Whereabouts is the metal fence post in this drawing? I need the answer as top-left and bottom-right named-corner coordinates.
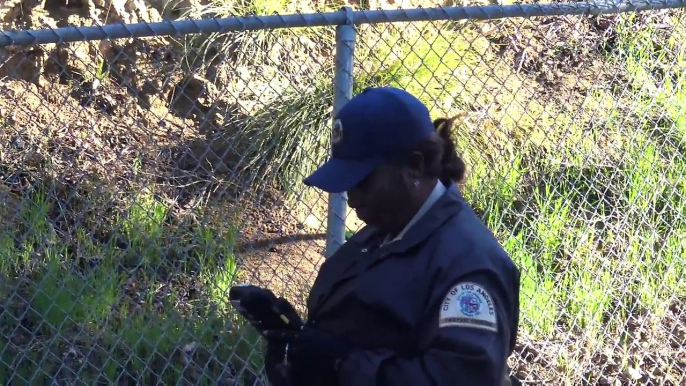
top-left (326, 7), bottom-right (356, 259)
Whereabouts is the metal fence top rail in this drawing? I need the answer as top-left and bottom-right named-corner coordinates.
top-left (0, 0), bottom-right (684, 48)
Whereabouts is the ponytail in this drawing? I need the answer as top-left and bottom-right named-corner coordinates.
top-left (433, 117), bottom-right (466, 183)
top-left (399, 116), bottom-right (467, 184)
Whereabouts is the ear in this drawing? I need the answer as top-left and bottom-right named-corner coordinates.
top-left (401, 151), bottom-right (425, 181)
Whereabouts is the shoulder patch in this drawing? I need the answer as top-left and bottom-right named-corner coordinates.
top-left (439, 282), bottom-right (498, 332)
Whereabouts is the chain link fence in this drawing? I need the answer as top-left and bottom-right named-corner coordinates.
top-left (0, 0), bottom-right (685, 384)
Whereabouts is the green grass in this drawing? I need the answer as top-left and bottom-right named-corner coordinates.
top-left (476, 12), bottom-right (686, 357)
top-left (614, 13), bottom-right (686, 148)
top-left (464, 17), bottom-right (686, 380)
top-left (0, 186), bottom-right (265, 384)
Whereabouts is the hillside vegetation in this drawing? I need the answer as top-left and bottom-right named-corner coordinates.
top-left (0, 0), bottom-right (684, 384)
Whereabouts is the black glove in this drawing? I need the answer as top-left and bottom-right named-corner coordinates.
top-left (229, 285), bottom-right (303, 334)
top-left (272, 297), bottom-right (303, 329)
top-left (264, 325), bottom-right (353, 376)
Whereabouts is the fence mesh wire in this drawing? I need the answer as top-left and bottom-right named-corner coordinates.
top-left (0, 1), bottom-right (684, 385)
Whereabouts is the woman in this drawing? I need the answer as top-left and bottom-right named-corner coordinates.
top-left (261, 86), bottom-right (521, 386)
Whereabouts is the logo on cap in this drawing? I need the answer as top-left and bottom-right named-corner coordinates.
top-left (332, 119), bottom-right (343, 144)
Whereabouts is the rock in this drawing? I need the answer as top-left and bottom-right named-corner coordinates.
top-left (623, 366), bottom-right (642, 381)
top-left (55, 41), bottom-right (99, 79)
top-left (0, 1), bottom-right (24, 28)
top-left (169, 74), bottom-right (217, 119)
top-left (0, 48), bottom-right (48, 86)
top-left (89, 0), bottom-right (163, 24)
top-left (151, 0), bottom-right (208, 19)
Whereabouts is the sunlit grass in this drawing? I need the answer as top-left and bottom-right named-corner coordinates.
top-left (0, 188), bottom-right (255, 384)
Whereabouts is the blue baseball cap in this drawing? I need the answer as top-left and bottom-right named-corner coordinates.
top-left (303, 87), bottom-right (436, 193)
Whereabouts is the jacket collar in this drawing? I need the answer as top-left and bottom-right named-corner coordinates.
top-left (349, 181), bottom-right (467, 254)
top-left (380, 179), bottom-right (446, 247)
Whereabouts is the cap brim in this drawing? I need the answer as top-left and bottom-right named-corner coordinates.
top-left (303, 157), bottom-right (383, 193)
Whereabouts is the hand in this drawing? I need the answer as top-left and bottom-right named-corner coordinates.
top-left (229, 285), bottom-right (277, 328)
top-left (264, 325), bottom-right (353, 375)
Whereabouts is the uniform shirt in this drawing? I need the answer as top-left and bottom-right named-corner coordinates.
top-left (300, 181), bottom-right (521, 386)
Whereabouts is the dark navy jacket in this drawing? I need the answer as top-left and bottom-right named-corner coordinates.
top-left (297, 182), bottom-right (521, 386)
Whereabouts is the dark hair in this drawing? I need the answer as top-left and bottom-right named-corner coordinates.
top-left (402, 116), bottom-right (466, 183)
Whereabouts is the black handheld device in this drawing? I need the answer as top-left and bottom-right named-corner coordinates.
top-left (228, 284), bottom-right (303, 333)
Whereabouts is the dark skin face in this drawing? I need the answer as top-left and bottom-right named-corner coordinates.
top-left (346, 152), bottom-right (438, 235)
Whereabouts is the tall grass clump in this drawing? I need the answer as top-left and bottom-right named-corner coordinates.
top-left (215, 19), bottom-right (532, 208)
top-left (178, 0), bottom-right (336, 90)
top-left (229, 80), bottom-right (334, 203)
